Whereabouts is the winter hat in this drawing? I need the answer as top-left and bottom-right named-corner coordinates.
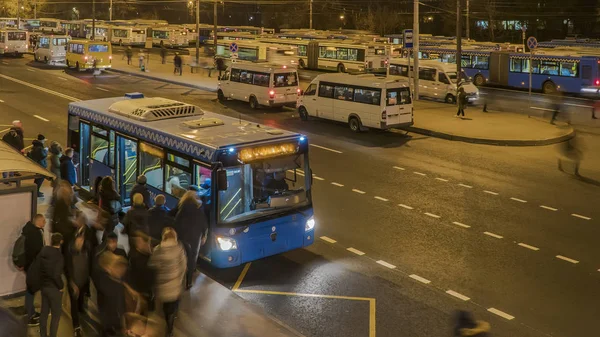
top-left (136, 175), bottom-right (147, 184)
top-left (37, 134), bottom-right (46, 141)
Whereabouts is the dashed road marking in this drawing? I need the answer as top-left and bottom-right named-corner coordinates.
top-left (352, 189), bottom-right (366, 194)
top-left (510, 197), bottom-right (527, 203)
top-left (376, 260), bottom-right (396, 269)
top-left (320, 236), bottom-right (337, 244)
top-left (571, 213), bottom-right (591, 220)
top-left (56, 76), bottom-right (67, 81)
top-left (374, 196), bottom-right (388, 202)
top-left (565, 103), bottom-right (590, 108)
top-left (483, 231), bottom-right (503, 239)
top-left (458, 183), bottom-right (473, 188)
top-left (556, 255), bottom-right (579, 264)
top-left (530, 106), bottom-right (554, 112)
top-left (435, 177), bottom-right (449, 182)
top-left (0, 99), bottom-right (4, 103)
top-left (518, 243), bottom-right (540, 251)
top-left (96, 87), bottom-right (110, 92)
top-left (413, 171), bottom-right (426, 176)
top-left (1, 62), bottom-right (8, 65)
top-left (310, 144), bottom-right (342, 154)
top-left (540, 205), bottom-right (558, 211)
top-left (398, 204), bottom-right (413, 210)
top-left (33, 115), bottom-right (49, 122)
top-left (446, 290), bottom-right (470, 301)
top-left (452, 221), bottom-right (471, 228)
top-left (424, 212), bottom-right (440, 219)
top-left (393, 166), bottom-right (405, 171)
top-left (488, 308), bottom-right (515, 320)
top-left (312, 175), bottom-right (325, 181)
top-left (347, 247), bottom-right (365, 256)
top-left (331, 182), bottom-right (344, 187)
top-left (0, 74), bottom-right (81, 101)
top-left (26, 68), bottom-right (35, 72)
top-left (409, 274), bottom-right (431, 284)
top-left (483, 190), bottom-right (499, 195)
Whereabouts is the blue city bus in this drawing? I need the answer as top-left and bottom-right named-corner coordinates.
top-left (67, 94), bottom-right (315, 267)
top-left (539, 39), bottom-right (600, 49)
top-left (419, 47), bottom-right (492, 86)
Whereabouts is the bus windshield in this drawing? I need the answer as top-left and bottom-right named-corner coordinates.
top-left (218, 154), bottom-right (308, 224)
top-left (8, 32), bottom-right (26, 40)
top-left (54, 38), bottom-right (67, 46)
top-left (273, 72), bottom-right (298, 87)
top-left (89, 44), bottom-right (109, 52)
top-left (446, 71), bottom-right (458, 83)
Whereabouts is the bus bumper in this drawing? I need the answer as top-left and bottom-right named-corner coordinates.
top-left (268, 99), bottom-right (297, 108)
top-left (381, 121), bottom-right (414, 129)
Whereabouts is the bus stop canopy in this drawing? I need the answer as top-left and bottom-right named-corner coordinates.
top-left (0, 141), bottom-right (55, 181)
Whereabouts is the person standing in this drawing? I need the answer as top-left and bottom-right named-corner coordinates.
top-left (2, 120), bottom-right (25, 182)
top-left (147, 195), bottom-right (172, 246)
top-left (173, 53), bottom-right (182, 76)
top-left (130, 175), bottom-right (153, 209)
top-left (22, 214), bottom-right (46, 326)
top-left (95, 252), bottom-right (129, 337)
top-left (455, 87), bottom-right (466, 118)
top-left (171, 191), bottom-right (207, 289)
top-left (149, 227), bottom-right (187, 337)
top-left (122, 193), bottom-right (150, 252)
top-left (28, 134), bottom-right (48, 197)
top-left (39, 233), bottom-right (64, 337)
top-left (125, 46), bottom-right (133, 65)
top-left (51, 182), bottom-right (75, 252)
top-left (127, 234), bottom-right (154, 314)
top-left (99, 176), bottom-right (122, 236)
top-left (592, 100), bottom-right (599, 120)
top-left (60, 148), bottom-right (77, 186)
top-left (160, 45), bottom-right (167, 64)
top-left (47, 141), bottom-right (62, 187)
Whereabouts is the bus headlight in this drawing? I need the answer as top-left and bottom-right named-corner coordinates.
top-left (305, 216), bottom-right (315, 232)
top-left (216, 237), bottom-right (238, 251)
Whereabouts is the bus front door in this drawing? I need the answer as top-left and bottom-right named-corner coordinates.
top-left (116, 135), bottom-right (138, 206)
top-left (79, 122), bottom-right (91, 189)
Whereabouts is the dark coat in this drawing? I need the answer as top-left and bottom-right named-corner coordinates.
top-left (130, 183), bottom-right (153, 209)
top-left (127, 249), bottom-right (153, 295)
top-left (122, 205), bottom-right (149, 238)
top-left (99, 189), bottom-right (121, 232)
top-left (28, 140), bottom-right (48, 168)
top-left (22, 221), bottom-right (44, 271)
top-left (51, 197), bottom-right (75, 243)
top-left (39, 246), bottom-right (64, 290)
top-left (2, 127), bottom-right (24, 152)
top-left (59, 155), bottom-right (77, 185)
top-left (147, 205), bottom-right (172, 242)
top-left (48, 143), bottom-right (62, 178)
top-left (174, 55), bottom-right (182, 67)
top-left (94, 269), bottom-right (126, 330)
top-left (172, 200), bottom-right (208, 257)
top-left (65, 225), bottom-right (95, 288)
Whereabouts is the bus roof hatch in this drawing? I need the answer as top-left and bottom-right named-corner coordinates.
top-left (108, 97), bottom-right (203, 122)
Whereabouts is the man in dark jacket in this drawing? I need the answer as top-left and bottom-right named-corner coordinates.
top-left (60, 147), bottom-right (77, 186)
top-left (148, 194), bottom-right (171, 245)
top-left (23, 214), bottom-right (46, 326)
top-left (130, 175), bottom-right (153, 209)
top-left (39, 233), bottom-right (64, 337)
top-left (2, 120), bottom-right (24, 182)
top-left (28, 134), bottom-right (49, 197)
top-left (95, 251), bottom-right (128, 337)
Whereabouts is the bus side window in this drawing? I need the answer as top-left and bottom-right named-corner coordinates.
top-left (304, 84), bottom-right (317, 96)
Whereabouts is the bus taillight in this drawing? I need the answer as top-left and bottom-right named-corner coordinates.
top-left (269, 90), bottom-right (275, 98)
top-left (596, 80), bottom-right (600, 86)
top-left (381, 111), bottom-right (387, 120)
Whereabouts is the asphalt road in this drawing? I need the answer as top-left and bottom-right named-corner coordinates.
top-left (1, 54), bottom-right (600, 337)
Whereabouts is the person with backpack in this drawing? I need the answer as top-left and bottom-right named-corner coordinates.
top-left (28, 134), bottom-right (49, 197)
top-left (39, 233), bottom-right (65, 337)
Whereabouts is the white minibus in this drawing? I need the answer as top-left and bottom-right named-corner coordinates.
top-left (0, 29), bottom-right (28, 56)
top-left (388, 58), bottom-right (479, 104)
top-left (217, 63), bottom-right (300, 109)
top-left (110, 26), bottom-right (146, 46)
top-left (34, 34), bottom-right (69, 64)
top-left (297, 73), bottom-right (413, 132)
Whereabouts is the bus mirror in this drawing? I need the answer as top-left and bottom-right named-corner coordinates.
top-left (217, 169), bottom-right (228, 191)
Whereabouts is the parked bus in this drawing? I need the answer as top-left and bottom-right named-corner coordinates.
top-left (67, 93), bottom-right (315, 268)
top-left (85, 24), bottom-right (110, 41)
top-left (0, 18), bottom-right (18, 29)
top-left (110, 26), bottom-right (146, 46)
top-left (214, 40), bottom-right (298, 67)
top-left (0, 29), bottom-right (28, 56)
top-left (217, 63), bottom-right (300, 109)
top-left (28, 18), bottom-right (63, 33)
top-left (34, 34), bottom-right (69, 64)
top-left (66, 40), bottom-right (112, 71)
top-left (62, 20), bottom-right (85, 38)
top-left (297, 73), bottom-right (413, 132)
top-left (148, 26), bottom-right (189, 47)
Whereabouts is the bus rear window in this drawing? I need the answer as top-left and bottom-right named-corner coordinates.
top-left (8, 32), bottom-right (26, 40)
top-left (53, 38), bottom-right (67, 46)
top-left (386, 88), bottom-right (411, 106)
top-left (274, 72), bottom-right (298, 87)
top-left (88, 44), bottom-right (109, 52)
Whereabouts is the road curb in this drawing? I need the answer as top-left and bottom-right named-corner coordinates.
top-left (401, 125), bottom-right (575, 146)
top-left (105, 68), bottom-right (218, 92)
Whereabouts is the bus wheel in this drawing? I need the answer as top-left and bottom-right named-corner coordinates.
top-left (349, 116), bottom-right (362, 132)
top-left (298, 106), bottom-right (308, 121)
top-left (337, 63), bottom-right (345, 73)
top-left (298, 58), bottom-right (306, 69)
top-left (474, 74), bottom-right (485, 86)
top-left (249, 96), bottom-right (259, 109)
top-left (217, 90), bottom-right (225, 102)
top-left (445, 94), bottom-right (456, 104)
top-left (75, 62), bottom-right (80, 71)
top-left (542, 81), bottom-right (556, 94)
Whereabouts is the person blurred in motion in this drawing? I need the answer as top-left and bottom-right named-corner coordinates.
top-left (171, 191), bottom-right (207, 289)
top-left (51, 181), bottom-right (76, 252)
top-left (455, 87), bottom-right (466, 118)
top-left (131, 175), bottom-right (153, 209)
top-left (173, 53), bottom-right (182, 76)
top-left (127, 232), bottom-right (154, 314)
top-left (99, 176), bottom-right (122, 237)
top-left (149, 227), bottom-right (187, 337)
top-left (593, 100), bottom-right (599, 119)
top-left (124, 313), bottom-right (160, 337)
top-left (2, 120), bottom-right (25, 182)
top-left (22, 214), bottom-right (46, 326)
top-left (39, 233), bottom-right (64, 337)
top-left (160, 45), bottom-right (167, 64)
top-left (123, 193), bottom-right (150, 249)
top-left (47, 141), bottom-right (63, 187)
top-left (60, 148), bottom-right (77, 186)
top-left (90, 176), bottom-right (104, 205)
top-left (96, 252), bottom-right (129, 337)
top-left (557, 134), bottom-right (584, 176)
top-left (28, 134), bottom-right (48, 197)
top-left (0, 306), bottom-right (27, 337)
top-left (125, 46), bottom-right (133, 65)
top-left (550, 93), bottom-right (564, 125)
top-left (96, 231), bottom-right (128, 260)
top-left (148, 194), bottom-right (172, 246)
top-left (454, 310), bottom-right (490, 336)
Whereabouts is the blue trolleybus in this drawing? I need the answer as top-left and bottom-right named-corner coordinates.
top-left (68, 93), bottom-right (315, 268)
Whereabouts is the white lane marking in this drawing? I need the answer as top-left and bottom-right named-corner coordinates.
top-left (1, 61), bottom-right (8, 65)
top-left (352, 189), bottom-right (366, 194)
top-left (510, 197), bottom-right (527, 203)
top-left (96, 87), bottom-right (110, 92)
top-left (488, 308), bottom-right (515, 320)
top-left (331, 182), bottom-right (344, 187)
top-left (413, 171), bottom-right (426, 176)
top-left (483, 231), bottom-right (503, 239)
top-left (33, 115), bottom-right (49, 122)
top-left (446, 290), bottom-right (470, 301)
top-left (309, 144), bottom-right (342, 154)
top-left (409, 274), bottom-right (431, 284)
top-left (312, 175), bottom-right (325, 181)
top-left (398, 204), bottom-right (413, 210)
top-left (393, 166), bottom-right (405, 171)
top-left (571, 213), bottom-right (591, 220)
top-left (530, 106), bottom-right (554, 112)
top-left (0, 74), bottom-right (81, 101)
top-left (56, 76), bottom-right (67, 81)
top-left (320, 236), bottom-right (337, 244)
top-left (424, 212), bottom-right (441, 219)
top-left (347, 247), bottom-right (365, 256)
top-left (435, 177), bottom-right (449, 182)
top-left (374, 196), bottom-right (388, 202)
top-left (540, 205), bottom-right (558, 211)
top-left (565, 103), bottom-right (590, 108)
top-left (376, 260), bottom-right (396, 269)
top-left (26, 68), bottom-right (35, 72)
top-left (0, 99), bottom-right (4, 103)
top-left (556, 255), bottom-right (579, 264)
top-left (518, 243), bottom-right (540, 251)
top-left (458, 183), bottom-right (473, 189)
top-left (452, 221), bottom-right (471, 228)
top-left (483, 190), bottom-right (499, 195)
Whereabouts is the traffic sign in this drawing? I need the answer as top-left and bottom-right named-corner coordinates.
top-left (229, 42), bottom-right (238, 53)
top-left (527, 36), bottom-right (538, 50)
top-left (403, 29), bottom-right (413, 49)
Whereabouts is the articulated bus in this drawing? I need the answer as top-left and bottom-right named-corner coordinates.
top-left (62, 20), bottom-right (85, 38)
top-left (85, 24), bottom-right (110, 41)
top-left (214, 40), bottom-right (299, 67)
top-left (110, 26), bottom-right (147, 46)
top-left (67, 93), bottom-right (315, 268)
top-left (148, 26), bottom-right (189, 47)
top-left (26, 18), bottom-right (63, 33)
top-left (0, 29), bottom-right (28, 56)
top-left (0, 18), bottom-right (18, 29)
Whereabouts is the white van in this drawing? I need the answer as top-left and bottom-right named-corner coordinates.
top-left (297, 73), bottom-right (413, 132)
top-left (217, 63), bottom-right (300, 109)
top-left (34, 34), bottom-right (69, 64)
top-left (389, 58), bottom-right (479, 104)
top-left (0, 29), bottom-right (28, 56)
